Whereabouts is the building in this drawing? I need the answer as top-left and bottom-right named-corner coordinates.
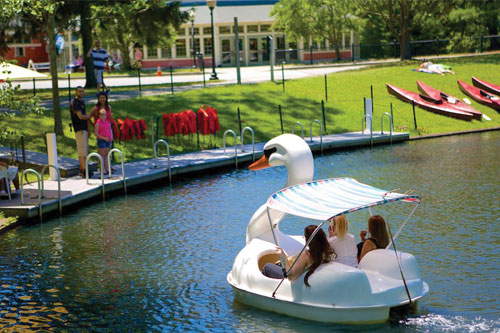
top-left (3, 0), bottom-right (355, 70)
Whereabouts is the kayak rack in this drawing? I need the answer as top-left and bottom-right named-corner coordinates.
top-left (362, 114), bottom-right (373, 147)
top-left (291, 121), bottom-right (304, 139)
top-left (154, 139), bottom-right (171, 184)
top-left (240, 126), bottom-right (255, 162)
top-left (381, 112), bottom-right (393, 144)
top-left (21, 168), bottom-right (42, 222)
top-left (108, 148), bottom-right (127, 193)
top-left (309, 119), bottom-right (323, 154)
top-left (40, 164), bottom-right (62, 217)
top-left (223, 129), bottom-right (238, 169)
top-left (86, 153), bottom-right (105, 201)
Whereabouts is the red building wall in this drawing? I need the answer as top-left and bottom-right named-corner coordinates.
top-left (4, 38), bottom-right (48, 67)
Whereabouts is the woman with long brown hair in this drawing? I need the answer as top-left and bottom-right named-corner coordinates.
top-left (262, 225), bottom-right (334, 287)
top-left (358, 215), bottom-right (389, 262)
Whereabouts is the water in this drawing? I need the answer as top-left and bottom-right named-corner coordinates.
top-left (1, 132), bottom-right (499, 332)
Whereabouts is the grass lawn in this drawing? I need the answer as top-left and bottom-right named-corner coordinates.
top-left (6, 54), bottom-right (500, 162)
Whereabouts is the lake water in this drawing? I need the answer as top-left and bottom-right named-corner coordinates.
top-left (0, 132), bottom-right (499, 332)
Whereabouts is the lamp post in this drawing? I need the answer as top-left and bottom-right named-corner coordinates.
top-left (189, 8), bottom-right (196, 68)
top-left (206, 0), bottom-right (218, 80)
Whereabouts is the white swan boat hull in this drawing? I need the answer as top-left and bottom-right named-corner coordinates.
top-left (227, 230), bottom-right (429, 324)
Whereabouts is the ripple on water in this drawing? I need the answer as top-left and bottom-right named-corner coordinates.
top-left (0, 132), bottom-right (499, 331)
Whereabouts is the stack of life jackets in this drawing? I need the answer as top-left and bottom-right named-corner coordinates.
top-left (116, 118), bottom-right (147, 141)
top-left (161, 106), bottom-right (220, 137)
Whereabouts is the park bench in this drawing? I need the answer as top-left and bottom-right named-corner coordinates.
top-left (27, 59), bottom-right (50, 71)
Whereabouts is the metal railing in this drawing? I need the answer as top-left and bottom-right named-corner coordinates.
top-left (362, 114), bottom-right (373, 147)
top-left (381, 112), bottom-right (393, 144)
top-left (223, 129), bottom-right (238, 169)
top-left (240, 126), bottom-right (255, 162)
top-left (309, 119), bottom-right (323, 154)
top-left (291, 121), bottom-right (304, 138)
top-left (154, 139), bottom-right (171, 184)
top-left (40, 164), bottom-right (61, 216)
top-left (21, 169), bottom-right (42, 221)
top-left (108, 148), bottom-right (126, 193)
top-left (86, 153), bottom-right (105, 201)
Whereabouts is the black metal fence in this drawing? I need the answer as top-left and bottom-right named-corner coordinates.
top-left (270, 35), bottom-right (500, 65)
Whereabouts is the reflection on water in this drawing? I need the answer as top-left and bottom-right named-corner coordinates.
top-left (0, 132), bottom-right (499, 331)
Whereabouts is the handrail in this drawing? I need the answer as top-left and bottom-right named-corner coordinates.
top-left (291, 121), bottom-right (304, 139)
top-left (309, 119), bottom-right (323, 154)
top-left (85, 153), bottom-right (105, 201)
top-left (381, 112), bottom-right (393, 144)
top-left (21, 169), bottom-right (42, 221)
top-left (362, 114), bottom-right (373, 147)
top-left (240, 126), bottom-right (255, 162)
top-left (108, 148), bottom-right (127, 193)
top-left (223, 129), bottom-right (238, 169)
top-left (154, 139), bottom-right (171, 184)
top-left (40, 164), bottom-right (62, 216)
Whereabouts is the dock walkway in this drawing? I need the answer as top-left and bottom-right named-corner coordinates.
top-left (0, 131), bottom-right (408, 221)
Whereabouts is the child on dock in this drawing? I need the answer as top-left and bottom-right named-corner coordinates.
top-left (94, 109), bottom-right (113, 174)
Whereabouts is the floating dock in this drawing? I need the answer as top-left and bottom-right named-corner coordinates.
top-left (0, 131), bottom-right (408, 221)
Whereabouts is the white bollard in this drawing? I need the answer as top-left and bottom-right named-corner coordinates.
top-left (365, 98), bottom-right (373, 132)
top-left (46, 133), bottom-right (59, 180)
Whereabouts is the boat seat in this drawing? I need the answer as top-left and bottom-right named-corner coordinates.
top-left (257, 252), bottom-right (281, 271)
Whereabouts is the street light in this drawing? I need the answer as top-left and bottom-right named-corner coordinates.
top-left (206, 0), bottom-right (218, 80)
top-left (189, 8), bottom-right (196, 68)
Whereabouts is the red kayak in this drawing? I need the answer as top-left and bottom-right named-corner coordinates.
top-left (387, 83), bottom-right (473, 121)
top-left (472, 76), bottom-right (500, 96)
top-left (458, 80), bottom-right (500, 112)
top-left (416, 80), bottom-right (482, 120)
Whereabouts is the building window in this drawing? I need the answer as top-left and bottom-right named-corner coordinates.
top-left (192, 38), bottom-right (201, 54)
top-left (203, 38), bottom-right (212, 56)
top-left (247, 25), bottom-right (258, 33)
top-left (192, 27), bottom-right (199, 35)
top-left (233, 26), bottom-right (244, 33)
top-left (147, 47), bottom-right (158, 59)
top-left (203, 27), bottom-right (212, 35)
top-left (177, 27), bottom-right (186, 36)
top-left (219, 26), bottom-right (231, 34)
top-left (260, 24), bottom-right (271, 32)
top-left (14, 47), bottom-right (24, 57)
top-left (175, 39), bottom-right (186, 57)
top-left (161, 47), bottom-right (172, 59)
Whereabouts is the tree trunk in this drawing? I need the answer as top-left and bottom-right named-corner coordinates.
top-left (116, 29), bottom-right (132, 70)
top-left (48, 12), bottom-right (64, 136)
top-left (79, 0), bottom-right (96, 88)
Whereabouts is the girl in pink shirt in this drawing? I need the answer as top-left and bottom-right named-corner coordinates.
top-left (95, 109), bottom-right (113, 174)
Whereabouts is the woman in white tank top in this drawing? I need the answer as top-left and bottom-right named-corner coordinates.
top-left (327, 215), bottom-right (358, 267)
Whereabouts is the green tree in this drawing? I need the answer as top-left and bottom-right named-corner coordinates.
top-left (354, 0), bottom-right (459, 60)
top-left (18, 0), bottom-right (66, 135)
top-left (92, 0), bottom-right (187, 70)
top-left (271, 0), bottom-right (358, 60)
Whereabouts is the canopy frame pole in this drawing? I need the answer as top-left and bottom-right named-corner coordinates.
top-left (266, 207), bottom-right (286, 278)
top-left (387, 201), bottom-right (420, 248)
top-left (271, 222), bottom-right (325, 298)
top-left (386, 218), bottom-right (412, 305)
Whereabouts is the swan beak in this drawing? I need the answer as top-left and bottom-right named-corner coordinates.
top-left (249, 155), bottom-right (270, 170)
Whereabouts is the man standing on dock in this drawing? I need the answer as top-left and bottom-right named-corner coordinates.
top-left (70, 86), bottom-right (92, 178)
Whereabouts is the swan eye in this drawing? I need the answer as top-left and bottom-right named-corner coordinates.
top-left (264, 147), bottom-right (277, 159)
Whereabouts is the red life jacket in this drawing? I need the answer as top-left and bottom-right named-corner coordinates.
top-left (110, 118), bottom-right (119, 139)
top-left (197, 108), bottom-right (210, 135)
top-left (185, 109), bottom-right (197, 134)
top-left (139, 119), bottom-right (147, 139)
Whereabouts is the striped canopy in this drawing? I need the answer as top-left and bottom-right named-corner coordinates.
top-left (266, 178), bottom-right (420, 221)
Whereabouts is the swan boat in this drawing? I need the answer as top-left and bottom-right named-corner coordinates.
top-left (227, 134), bottom-right (429, 324)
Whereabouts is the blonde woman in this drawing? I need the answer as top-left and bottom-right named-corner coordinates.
top-left (328, 215), bottom-right (358, 267)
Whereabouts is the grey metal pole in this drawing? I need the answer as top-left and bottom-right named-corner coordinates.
top-left (234, 17), bottom-right (241, 84)
top-left (209, 7), bottom-right (218, 80)
top-left (170, 66), bottom-right (174, 96)
top-left (269, 36), bottom-right (275, 82)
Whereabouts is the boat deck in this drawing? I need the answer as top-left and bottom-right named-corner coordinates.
top-left (0, 131), bottom-right (408, 220)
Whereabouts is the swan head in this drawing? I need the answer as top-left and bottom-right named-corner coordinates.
top-left (249, 134), bottom-right (314, 187)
